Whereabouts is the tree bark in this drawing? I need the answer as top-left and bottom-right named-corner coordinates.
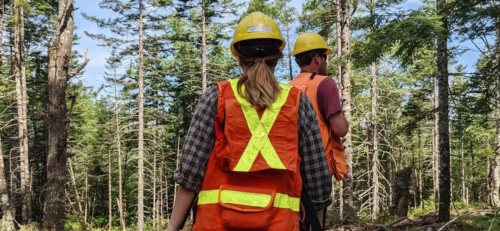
top-left (336, 0), bottom-right (342, 90)
top-left (285, 1), bottom-right (293, 81)
top-left (43, 0), bottom-right (88, 229)
top-left (20, 4), bottom-right (31, 223)
top-left (201, 0), bottom-right (207, 93)
top-left (68, 158), bottom-right (83, 216)
top-left (419, 128), bottom-right (424, 209)
top-left (460, 122), bottom-right (467, 207)
top-left (433, 76), bottom-right (439, 212)
top-left (494, 15), bottom-right (500, 208)
top-left (0, 9), bottom-right (14, 231)
top-left (13, 0), bottom-right (30, 223)
top-left (436, 0), bottom-right (451, 221)
top-left (174, 132), bottom-right (181, 203)
top-left (0, 136), bottom-right (15, 231)
top-left (340, 0), bottom-right (354, 210)
top-left (113, 56), bottom-right (126, 231)
top-left (488, 157), bottom-right (492, 205)
top-left (137, 0), bottom-right (145, 230)
top-left (108, 149), bottom-right (113, 231)
top-left (336, 1), bottom-right (343, 219)
top-left (160, 160), bottom-right (164, 227)
top-left (390, 167), bottom-right (412, 217)
top-left (153, 138), bottom-right (157, 231)
top-left (371, 62), bottom-right (379, 221)
top-left (449, 121), bottom-right (453, 201)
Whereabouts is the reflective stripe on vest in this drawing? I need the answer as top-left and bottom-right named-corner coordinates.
top-left (228, 79), bottom-right (292, 172)
top-left (198, 189), bottom-right (300, 212)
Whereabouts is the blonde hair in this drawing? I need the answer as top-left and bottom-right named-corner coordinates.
top-left (237, 52), bottom-right (283, 109)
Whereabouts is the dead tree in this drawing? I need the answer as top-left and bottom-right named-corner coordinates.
top-left (43, 0), bottom-right (89, 229)
top-left (390, 167), bottom-right (412, 217)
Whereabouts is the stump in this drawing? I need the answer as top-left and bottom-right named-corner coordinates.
top-left (390, 167), bottom-right (412, 217)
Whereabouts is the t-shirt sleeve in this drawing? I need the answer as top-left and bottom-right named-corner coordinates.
top-left (317, 78), bottom-right (343, 123)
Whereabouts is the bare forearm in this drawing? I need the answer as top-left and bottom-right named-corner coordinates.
top-left (168, 185), bottom-right (196, 231)
top-left (329, 112), bottom-right (349, 137)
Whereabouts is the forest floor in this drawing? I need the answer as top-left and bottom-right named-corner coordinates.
top-left (325, 204), bottom-right (500, 231)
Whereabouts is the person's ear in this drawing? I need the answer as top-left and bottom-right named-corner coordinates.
top-left (314, 54), bottom-right (321, 65)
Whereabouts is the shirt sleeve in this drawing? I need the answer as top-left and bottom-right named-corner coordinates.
top-left (317, 78), bottom-right (343, 123)
top-left (298, 93), bottom-right (333, 210)
top-left (174, 85), bottom-right (219, 193)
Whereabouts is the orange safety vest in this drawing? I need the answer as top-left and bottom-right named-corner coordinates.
top-left (193, 79), bottom-right (302, 231)
top-left (289, 72), bottom-right (347, 181)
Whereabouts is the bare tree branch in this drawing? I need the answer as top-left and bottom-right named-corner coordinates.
top-left (67, 48), bottom-right (90, 80)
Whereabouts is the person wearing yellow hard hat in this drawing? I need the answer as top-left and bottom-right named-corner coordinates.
top-left (167, 13), bottom-right (331, 231)
top-left (289, 32), bottom-right (349, 228)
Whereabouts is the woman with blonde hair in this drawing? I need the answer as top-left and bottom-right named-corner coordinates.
top-left (167, 12), bottom-right (331, 231)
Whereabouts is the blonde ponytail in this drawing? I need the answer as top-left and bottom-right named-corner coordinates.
top-left (237, 52), bottom-right (283, 109)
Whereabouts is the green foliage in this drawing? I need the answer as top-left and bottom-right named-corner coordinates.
top-left (470, 214), bottom-right (500, 230)
top-left (352, 7), bottom-right (442, 66)
top-left (409, 196), bottom-right (437, 218)
top-left (64, 218), bottom-right (83, 231)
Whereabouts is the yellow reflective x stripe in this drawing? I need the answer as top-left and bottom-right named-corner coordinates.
top-left (229, 79), bottom-right (292, 172)
top-left (197, 190), bottom-right (300, 212)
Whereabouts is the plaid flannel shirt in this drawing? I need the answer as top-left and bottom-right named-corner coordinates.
top-left (174, 85), bottom-right (332, 210)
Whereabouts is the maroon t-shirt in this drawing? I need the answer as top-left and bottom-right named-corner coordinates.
top-left (317, 78), bottom-right (343, 123)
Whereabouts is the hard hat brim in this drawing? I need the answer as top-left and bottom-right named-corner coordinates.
top-left (231, 34), bottom-right (286, 59)
top-left (293, 48), bottom-right (334, 57)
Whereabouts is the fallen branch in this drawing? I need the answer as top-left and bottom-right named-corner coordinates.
top-left (391, 215), bottom-right (439, 229)
top-left (384, 216), bottom-right (407, 227)
top-left (437, 217), bottom-right (459, 231)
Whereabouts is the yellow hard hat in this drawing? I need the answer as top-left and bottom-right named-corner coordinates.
top-left (292, 32), bottom-right (333, 56)
top-left (230, 12), bottom-right (286, 58)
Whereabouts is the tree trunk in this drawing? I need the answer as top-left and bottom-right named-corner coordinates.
top-left (339, 181), bottom-right (343, 220)
top-left (433, 76), bottom-right (439, 212)
top-left (108, 149), bottom-right (113, 230)
top-left (419, 128), bottom-right (423, 210)
top-left (153, 138), bottom-right (157, 231)
top-left (160, 160), bottom-right (164, 227)
top-left (460, 123), bottom-right (467, 207)
top-left (0, 136), bottom-right (15, 231)
top-left (340, 0), bottom-right (354, 210)
top-left (13, 0), bottom-right (30, 224)
top-left (488, 157), bottom-right (492, 205)
top-left (494, 16), bottom-right (500, 208)
top-left (20, 4), bottom-right (31, 224)
top-left (336, 2), bottom-right (343, 218)
top-left (285, 1), bottom-right (293, 81)
top-left (137, 0), bottom-right (145, 229)
top-left (371, 62), bottom-right (379, 221)
top-left (390, 167), bottom-right (412, 217)
top-left (113, 57), bottom-right (126, 231)
top-left (471, 141), bottom-right (475, 201)
top-left (201, 0), bottom-right (207, 93)
top-left (84, 170), bottom-right (88, 226)
top-left (174, 132), bottom-right (181, 202)
top-left (166, 169), bottom-right (169, 217)
top-left (68, 159), bottom-right (83, 216)
top-left (336, 0), bottom-right (342, 89)
top-left (449, 121), bottom-right (453, 201)
top-left (436, 0), bottom-right (451, 221)
top-left (43, 1), bottom-right (83, 229)
top-left (0, 8), bottom-right (14, 231)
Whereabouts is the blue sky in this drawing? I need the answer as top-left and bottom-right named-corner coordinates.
top-left (73, 0), bottom-right (484, 88)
